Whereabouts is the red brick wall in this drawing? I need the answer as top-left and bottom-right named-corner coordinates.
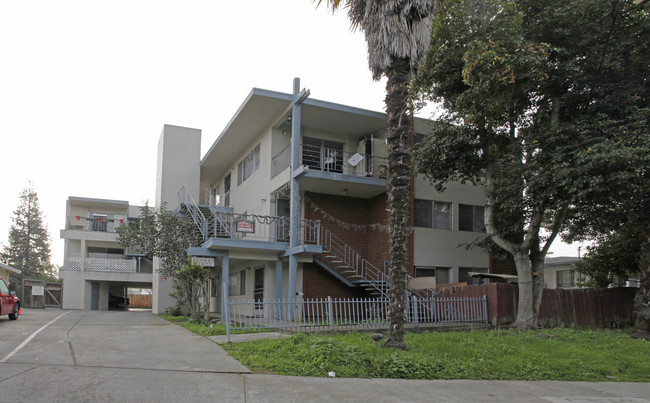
top-left (302, 263), bottom-right (369, 299)
top-left (304, 191), bottom-right (415, 295)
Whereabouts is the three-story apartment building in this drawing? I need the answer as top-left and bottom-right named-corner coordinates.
top-left (153, 80), bottom-right (489, 316)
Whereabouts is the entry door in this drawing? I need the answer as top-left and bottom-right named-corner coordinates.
top-left (224, 173), bottom-right (231, 207)
top-left (91, 282), bottom-right (100, 310)
top-left (276, 199), bottom-right (290, 241)
top-left (254, 267), bottom-right (264, 317)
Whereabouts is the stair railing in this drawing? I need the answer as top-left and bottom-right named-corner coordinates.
top-left (303, 220), bottom-right (388, 297)
top-left (178, 187), bottom-right (208, 240)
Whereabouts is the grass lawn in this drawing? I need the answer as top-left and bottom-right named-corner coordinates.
top-left (159, 314), bottom-right (228, 336)
top-left (220, 328), bottom-right (650, 381)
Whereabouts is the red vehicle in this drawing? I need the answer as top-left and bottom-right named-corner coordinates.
top-left (0, 277), bottom-right (20, 320)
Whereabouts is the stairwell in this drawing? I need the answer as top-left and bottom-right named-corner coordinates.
top-left (178, 187), bottom-right (434, 299)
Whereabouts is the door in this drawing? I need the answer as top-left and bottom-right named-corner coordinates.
top-left (254, 267), bottom-right (264, 317)
top-left (0, 279), bottom-right (12, 315)
top-left (224, 173), bottom-right (231, 207)
top-left (90, 282), bottom-right (100, 310)
top-left (276, 198), bottom-right (290, 241)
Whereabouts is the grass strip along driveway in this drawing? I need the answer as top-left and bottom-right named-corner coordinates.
top-left (160, 316), bottom-right (649, 382)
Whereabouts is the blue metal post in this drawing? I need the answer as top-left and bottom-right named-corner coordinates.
top-left (220, 253), bottom-right (230, 325)
top-left (275, 259), bottom-right (283, 319)
top-left (288, 77), bottom-right (309, 319)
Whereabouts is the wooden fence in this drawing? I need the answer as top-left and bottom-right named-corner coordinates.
top-left (127, 294), bottom-right (152, 308)
top-left (434, 283), bottom-right (637, 328)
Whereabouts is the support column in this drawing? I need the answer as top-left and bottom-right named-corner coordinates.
top-left (80, 239), bottom-right (86, 272)
top-left (220, 253), bottom-right (230, 324)
top-left (288, 77), bottom-right (310, 319)
top-left (275, 259), bottom-right (283, 299)
top-left (275, 259), bottom-right (283, 319)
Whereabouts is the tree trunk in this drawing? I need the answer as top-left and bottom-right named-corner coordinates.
top-left (632, 232), bottom-right (650, 339)
top-left (530, 238), bottom-right (545, 320)
top-left (383, 57), bottom-right (412, 351)
top-left (512, 250), bottom-right (538, 329)
top-left (202, 280), bottom-right (210, 323)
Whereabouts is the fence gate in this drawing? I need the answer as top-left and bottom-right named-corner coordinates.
top-left (21, 279), bottom-right (63, 309)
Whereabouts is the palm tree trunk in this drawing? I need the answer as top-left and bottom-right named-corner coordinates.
top-left (384, 56), bottom-right (412, 350)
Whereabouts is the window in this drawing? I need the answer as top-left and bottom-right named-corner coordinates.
top-left (557, 270), bottom-right (575, 288)
top-left (459, 267), bottom-right (487, 285)
top-left (415, 266), bottom-right (451, 284)
top-left (229, 271), bottom-right (246, 296)
top-left (237, 144), bottom-right (261, 185)
top-left (414, 199), bottom-right (432, 228)
top-left (414, 200), bottom-right (451, 230)
top-left (459, 204), bottom-right (485, 232)
top-left (433, 202), bottom-right (452, 230)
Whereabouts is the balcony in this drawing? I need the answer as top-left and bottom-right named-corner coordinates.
top-left (270, 141), bottom-right (388, 199)
top-left (63, 256), bottom-right (137, 273)
top-left (65, 216), bottom-right (129, 233)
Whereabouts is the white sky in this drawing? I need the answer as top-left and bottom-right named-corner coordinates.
top-left (0, 0), bottom-right (582, 267)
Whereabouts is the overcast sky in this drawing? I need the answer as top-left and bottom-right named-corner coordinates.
top-left (0, 0), bottom-right (582, 267)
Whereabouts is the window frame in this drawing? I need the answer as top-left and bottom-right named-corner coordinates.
top-left (414, 199), bottom-right (452, 230)
top-left (459, 204), bottom-right (486, 232)
top-left (237, 144), bottom-right (261, 186)
top-left (229, 270), bottom-right (246, 296)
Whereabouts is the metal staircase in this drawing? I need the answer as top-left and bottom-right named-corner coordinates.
top-left (177, 187), bottom-right (435, 299)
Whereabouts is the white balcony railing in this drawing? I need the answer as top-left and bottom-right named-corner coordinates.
top-left (63, 256), bottom-right (137, 273)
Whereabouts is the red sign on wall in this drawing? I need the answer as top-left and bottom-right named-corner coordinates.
top-left (236, 220), bottom-right (255, 233)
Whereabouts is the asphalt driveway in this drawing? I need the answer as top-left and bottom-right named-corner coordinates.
top-left (0, 308), bottom-right (249, 373)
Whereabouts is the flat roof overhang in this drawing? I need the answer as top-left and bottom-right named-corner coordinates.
top-left (69, 196), bottom-right (129, 211)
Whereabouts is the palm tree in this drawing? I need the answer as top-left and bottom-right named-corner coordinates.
top-left (317, 0), bottom-right (437, 349)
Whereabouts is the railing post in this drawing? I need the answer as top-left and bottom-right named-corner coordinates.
top-left (316, 220), bottom-right (321, 245)
top-left (482, 295), bottom-right (488, 323)
top-left (412, 296), bottom-right (418, 326)
top-left (327, 296), bottom-right (334, 331)
top-left (223, 282), bottom-right (231, 343)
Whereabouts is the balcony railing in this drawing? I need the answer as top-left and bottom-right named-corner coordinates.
top-left (302, 144), bottom-right (388, 178)
top-left (271, 145), bottom-right (290, 178)
top-left (66, 216), bottom-right (128, 233)
top-left (63, 256), bottom-right (137, 273)
top-left (270, 143), bottom-right (389, 179)
top-left (207, 212), bottom-right (291, 243)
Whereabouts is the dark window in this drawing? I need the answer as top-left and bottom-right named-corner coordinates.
top-left (459, 267), bottom-right (487, 285)
top-left (415, 266), bottom-right (450, 284)
top-left (557, 270), bottom-right (575, 288)
top-left (459, 204), bottom-right (485, 232)
top-left (415, 200), bottom-right (451, 230)
top-left (414, 199), bottom-right (432, 228)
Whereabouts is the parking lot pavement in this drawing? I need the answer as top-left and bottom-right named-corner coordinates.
top-left (0, 308), bottom-right (249, 373)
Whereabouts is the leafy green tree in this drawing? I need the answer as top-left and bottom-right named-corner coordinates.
top-left (117, 202), bottom-right (205, 316)
top-left (1, 185), bottom-right (53, 281)
top-left (171, 256), bottom-right (212, 321)
top-left (413, 0), bottom-right (648, 328)
top-left (575, 227), bottom-right (643, 289)
top-left (317, 0), bottom-right (438, 350)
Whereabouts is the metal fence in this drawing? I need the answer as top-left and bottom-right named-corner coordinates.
top-left (225, 295), bottom-right (487, 342)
